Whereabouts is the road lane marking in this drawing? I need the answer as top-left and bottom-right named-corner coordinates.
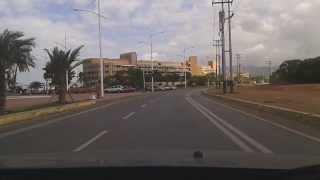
top-left (193, 99), bottom-right (273, 154)
top-left (122, 112), bottom-right (136, 120)
top-left (189, 97), bottom-right (273, 154)
top-left (141, 104), bottom-right (147, 108)
top-left (186, 97), bottom-right (254, 153)
top-left (74, 130), bottom-right (108, 152)
top-left (201, 95), bottom-right (320, 144)
top-left (187, 96), bottom-right (273, 154)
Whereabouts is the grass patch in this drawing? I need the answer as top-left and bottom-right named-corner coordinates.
top-left (5, 102), bottom-right (61, 114)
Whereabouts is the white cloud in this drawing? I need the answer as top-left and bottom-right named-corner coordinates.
top-left (1, 0), bottom-right (320, 83)
top-left (245, 44), bottom-right (265, 53)
top-left (295, 2), bottom-right (311, 13)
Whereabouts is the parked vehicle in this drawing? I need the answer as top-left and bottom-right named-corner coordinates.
top-left (105, 85), bottom-right (124, 93)
top-left (159, 86), bottom-right (167, 91)
top-left (170, 86), bottom-right (177, 90)
top-left (121, 86), bottom-right (136, 93)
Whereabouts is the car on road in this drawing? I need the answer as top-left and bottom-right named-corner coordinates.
top-left (104, 85), bottom-right (124, 93)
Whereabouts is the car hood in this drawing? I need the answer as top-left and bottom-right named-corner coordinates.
top-left (0, 149), bottom-right (320, 170)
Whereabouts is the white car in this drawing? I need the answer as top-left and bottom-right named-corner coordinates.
top-left (170, 86), bottom-right (177, 90)
top-left (104, 85), bottom-right (124, 93)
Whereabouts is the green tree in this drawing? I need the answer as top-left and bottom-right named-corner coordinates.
top-left (153, 70), bottom-right (162, 82)
top-left (44, 46), bottom-right (83, 104)
top-left (188, 76), bottom-right (207, 86)
top-left (127, 68), bottom-right (143, 88)
top-left (78, 72), bottom-right (87, 87)
top-left (270, 58), bottom-right (320, 84)
top-left (206, 73), bottom-right (216, 85)
top-left (0, 29), bottom-right (35, 113)
top-left (113, 70), bottom-right (129, 85)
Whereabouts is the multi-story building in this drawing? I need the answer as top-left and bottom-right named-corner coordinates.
top-left (82, 52), bottom-right (216, 87)
top-left (187, 56), bottom-right (203, 76)
top-left (83, 52), bottom-right (137, 87)
top-left (137, 60), bottom-right (187, 75)
top-left (201, 61), bottom-right (217, 75)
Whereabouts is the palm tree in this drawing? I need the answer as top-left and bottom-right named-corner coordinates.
top-left (0, 29), bottom-right (35, 113)
top-left (44, 46), bottom-right (83, 104)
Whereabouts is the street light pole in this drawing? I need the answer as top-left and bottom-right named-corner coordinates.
top-left (74, 0), bottom-right (106, 98)
top-left (182, 46), bottom-right (194, 89)
top-left (142, 70), bottom-right (146, 91)
top-left (150, 35), bottom-right (154, 92)
top-left (139, 31), bottom-right (164, 92)
top-left (183, 48), bottom-right (187, 89)
top-left (227, 2), bottom-right (234, 93)
top-left (98, 0), bottom-right (104, 98)
top-left (64, 32), bottom-right (69, 92)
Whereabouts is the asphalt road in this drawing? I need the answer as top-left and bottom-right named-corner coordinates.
top-left (1, 88), bottom-right (320, 158)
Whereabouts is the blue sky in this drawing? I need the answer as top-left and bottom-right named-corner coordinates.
top-left (1, 0), bottom-right (320, 84)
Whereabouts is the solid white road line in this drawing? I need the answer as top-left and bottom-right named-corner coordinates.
top-left (122, 112), bottom-right (136, 120)
top-left (141, 104), bottom-right (147, 108)
top-left (201, 95), bottom-right (320, 144)
top-left (74, 130), bottom-right (108, 152)
top-left (191, 98), bottom-right (273, 154)
top-left (0, 101), bottom-right (119, 140)
top-left (187, 96), bottom-right (273, 154)
top-left (186, 97), bottom-right (254, 153)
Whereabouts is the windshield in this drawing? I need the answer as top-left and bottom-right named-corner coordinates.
top-left (1, 0), bottom-right (320, 171)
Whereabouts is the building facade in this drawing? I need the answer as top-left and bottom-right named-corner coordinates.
top-left (83, 52), bottom-right (137, 87)
top-left (82, 52), bottom-right (217, 87)
top-left (187, 56), bottom-right (202, 76)
top-left (137, 60), bottom-right (187, 75)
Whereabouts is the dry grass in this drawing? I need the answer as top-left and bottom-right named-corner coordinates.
top-left (208, 84), bottom-right (320, 115)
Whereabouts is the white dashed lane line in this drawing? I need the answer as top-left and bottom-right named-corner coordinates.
top-left (73, 130), bottom-right (108, 152)
top-left (122, 112), bottom-right (136, 120)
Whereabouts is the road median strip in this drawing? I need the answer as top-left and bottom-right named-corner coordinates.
top-left (0, 100), bottom-right (97, 127)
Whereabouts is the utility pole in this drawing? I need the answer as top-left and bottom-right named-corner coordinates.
top-left (213, 0), bottom-right (234, 94)
top-left (236, 54), bottom-right (241, 83)
top-left (219, 4), bottom-right (226, 93)
top-left (227, 2), bottom-right (234, 93)
top-left (213, 39), bottom-right (221, 88)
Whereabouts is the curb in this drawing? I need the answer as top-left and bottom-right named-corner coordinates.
top-left (0, 100), bottom-right (97, 127)
top-left (203, 90), bottom-right (320, 121)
